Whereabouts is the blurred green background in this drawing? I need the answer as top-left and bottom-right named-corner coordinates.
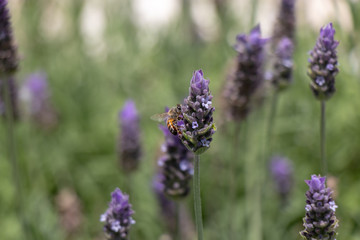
top-left (1, 0), bottom-right (360, 239)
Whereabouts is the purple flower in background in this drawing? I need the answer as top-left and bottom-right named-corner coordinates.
top-left (118, 100), bottom-right (142, 173)
top-left (152, 174), bottom-right (176, 233)
top-left (272, 0), bottom-right (296, 47)
top-left (223, 25), bottom-right (268, 121)
top-left (158, 125), bottom-right (193, 198)
top-left (270, 37), bottom-right (294, 91)
top-left (100, 188), bottom-right (135, 240)
top-left (21, 72), bottom-right (58, 129)
top-left (0, 76), bottom-right (19, 120)
top-left (180, 70), bottom-right (216, 154)
top-left (0, 0), bottom-right (18, 74)
top-left (308, 23), bottom-right (339, 100)
top-left (270, 156), bottom-right (293, 204)
top-left (300, 175), bottom-right (339, 240)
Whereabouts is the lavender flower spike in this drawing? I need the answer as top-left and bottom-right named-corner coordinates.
top-left (180, 70), bottom-right (216, 154)
top-left (270, 156), bottom-right (293, 204)
top-left (271, 37), bottom-right (294, 91)
top-left (272, 0), bottom-right (296, 47)
top-left (300, 175), bottom-right (339, 240)
top-left (118, 100), bottom-right (142, 173)
top-left (158, 125), bottom-right (193, 198)
top-left (100, 188), bottom-right (135, 240)
top-left (223, 25), bottom-right (268, 121)
top-left (0, 0), bottom-right (18, 75)
top-left (308, 23), bottom-right (339, 100)
top-left (21, 72), bottom-right (58, 128)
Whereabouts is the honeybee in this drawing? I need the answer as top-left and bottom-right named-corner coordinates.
top-left (151, 104), bottom-right (183, 135)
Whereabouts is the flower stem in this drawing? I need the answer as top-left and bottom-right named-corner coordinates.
top-left (228, 123), bottom-right (241, 240)
top-left (3, 76), bottom-right (28, 239)
top-left (266, 90), bottom-right (279, 155)
top-left (193, 154), bottom-right (203, 240)
top-left (320, 101), bottom-right (327, 175)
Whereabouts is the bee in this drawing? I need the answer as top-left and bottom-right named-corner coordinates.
top-left (151, 104), bottom-right (183, 135)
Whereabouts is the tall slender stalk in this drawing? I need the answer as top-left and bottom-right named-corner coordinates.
top-left (320, 101), bottom-right (327, 175)
top-left (266, 91), bottom-right (279, 155)
top-left (193, 154), bottom-right (203, 240)
top-left (3, 76), bottom-right (27, 239)
top-left (228, 123), bottom-right (241, 240)
top-left (250, 0), bottom-right (259, 27)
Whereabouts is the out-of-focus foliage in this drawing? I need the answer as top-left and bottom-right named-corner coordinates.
top-left (1, 0), bottom-right (360, 240)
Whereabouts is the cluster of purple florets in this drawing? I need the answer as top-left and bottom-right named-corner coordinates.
top-left (300, 175), bottom-right (339, 240)
top-left (100, 188), bottom-right (135, 240)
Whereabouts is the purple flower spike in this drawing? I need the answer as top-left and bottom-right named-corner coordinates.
top-left (300, 175), bottom-right (339, 240)
top-left (118, 100), bottom-right (142, 173)
top-left (272, 0), bottom-right (296, 47)
top-left (223, 25), bottom-right (269, 121)
top-left (308, 23), bottom-right (339, 100)
top-left (270, 156), bottom-right (293, 204)
top-left (21, 72), bottom-right (58, 128)
top-left (180, 70), bottom-right (216, 154)
top-left (100, 188), bottom-right (135, 240)
top-left (271, 37), bottom-right (294, 90)
top-left (0, 0), bottom-right (18, 74)
top-left (158, 125), bottom-right (193, 198)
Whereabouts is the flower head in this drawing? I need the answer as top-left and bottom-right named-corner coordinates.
top-left (0, 0), bottom-right (18, 75)
top-left (180, 70), bottom-right (216, 154)
top-left (118, 100), bottom-right (142, 173)
top-left (272, 0), bottom-right (296, 47)
top-left (270, 37), bottom-right (294, 91)
top-left (270, 156), bottom-right (293, 203)
top-left (20, 72), bottom-right (58, 129)
top-left (300, 175), bottom-right (339, 240)
top-left (158, 125), bottom-right (193, 198)
top-left (223, 25), bottom-right (268, 121)
top-left (308, 23), bottom-right (339, 100)
top-left (100, 188), bottom-right (135, 240)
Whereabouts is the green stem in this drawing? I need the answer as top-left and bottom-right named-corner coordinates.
top-left (320, 101), bottom-right (327, 175)
top-left (250, 0), bottom-right (259, 26)
top-left (266, 91), bottom-right (279, 155)
top-left (3, 76), bottom-right (28, 239)
top-left (228, 123), bottom-right (241, 240)
top-left (193, 154), bottom-right (203, 240)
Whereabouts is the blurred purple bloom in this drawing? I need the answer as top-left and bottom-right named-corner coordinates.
top-left (270, 156), bottom-right (293, 203)
top-left (272, 0), bottom-right (296, 47)
top-left (270, 37), bottom-right (294, 90)
top-left (101, 188), bottom-right (135, 240)
top-left (0, 0), bottom-right (18, 74)
top-left (223, 25), bottom-right (268, 121)
top-left (0, 76), bottom-right (19, 120)
top-left (20, 72), bottom-right (58, 129)
top-left (158, 125), bottom-right (193, 198)
top-left (152, 174), bottom-right (176, 232)
top-left (118, 100), bottom-right (142, 173)
top-left (308, 23), bottom-right (339, 100)
top-left (300, 175), bottom-right (339, 240)
top-left (180, 70), bottom-right (216, 154)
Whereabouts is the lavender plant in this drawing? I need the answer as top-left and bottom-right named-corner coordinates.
top-left (118, 100), bottom-right (142, 173)
top-left (100, 188), bottom-right (135, 240)
top-left (0, 0), bottom-right (18, 75)
top-left (222, 25), bottom-right (268, 122)
top-left (300, 175), bottom-right (339, 240)
top-left (0, 76), bottom-right (18, 119)
top-left (308, 23), bottom-right (339, 174)
top-left (178, 69), bottom-right (215, 240)
top-left (270, 156), bottom-right (293, 204)
top-left (272, 0), bottom-right (296, 48)
top-left (20, 72), bottom-right (58, 129)
top-left (157, 125), bottom-right (193, 198)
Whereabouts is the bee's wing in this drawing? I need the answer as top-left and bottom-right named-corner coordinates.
top-left (150, 112), bottom-right (168, 122)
